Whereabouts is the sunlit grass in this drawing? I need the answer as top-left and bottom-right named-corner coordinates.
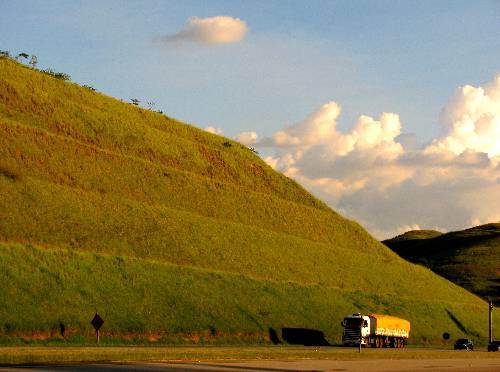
top-left (0, 58), bottom-right (322, 208)
top-left (0, 57), bottom-right (498, 347)
top-left (0, 242), bottom-right (496, 346)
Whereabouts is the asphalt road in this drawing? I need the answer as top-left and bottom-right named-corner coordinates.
top-left (2, 358), bottom-right (500, 372)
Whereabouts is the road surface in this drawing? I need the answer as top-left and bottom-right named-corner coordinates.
top-left (2, 358), bottom-right (500, 372)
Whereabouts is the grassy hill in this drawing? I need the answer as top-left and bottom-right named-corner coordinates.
top-left (0, 56), bottom-right (498, 345)
top-left (384, 224), bottom-right (500, 306)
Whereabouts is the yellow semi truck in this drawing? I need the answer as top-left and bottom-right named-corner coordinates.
top-left (341, 313), bottom-right (410, 348)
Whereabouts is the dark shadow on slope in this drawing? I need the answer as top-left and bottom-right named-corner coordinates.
top-left (446, 309), bottom-right (468, 334)
top-left (485, 278), bottom-right (500, 306)
top-left (268, 327), bottom-right (281, 344)
top-left (281, 328), bottom-right (330, 346)
top-left (385, 230), bottom-right (500, 263)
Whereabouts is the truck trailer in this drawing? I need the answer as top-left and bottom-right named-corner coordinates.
top-left (341, 313), bottom-right (410, 348)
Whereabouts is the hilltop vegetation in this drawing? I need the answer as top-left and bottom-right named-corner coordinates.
top-left (0, 56), bottom-right (498, 345)
top-left (384, 224), bottom-right (500, 306)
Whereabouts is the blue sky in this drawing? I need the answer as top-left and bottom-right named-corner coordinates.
top-left (2, 1), bottom-right (498, 141)
top-left (2, 1), bottom-right (500, 237)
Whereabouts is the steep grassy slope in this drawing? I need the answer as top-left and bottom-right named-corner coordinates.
top-left (0, 57), bottom-right (498, 345)
top-left (384, 224), bottom-right (500, 306)
top-left (0, 242), bottom-right (492, 345)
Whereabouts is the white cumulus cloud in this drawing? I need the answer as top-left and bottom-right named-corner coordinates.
top-left (270, 102), bottom-right (341, 148)
top-left (426, 74), bottom-right (500, 161)
top-left (158, 16), bottom-right (248, 45)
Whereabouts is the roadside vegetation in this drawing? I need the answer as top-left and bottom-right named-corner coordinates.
top-left (0, 56), bottom-right (498, 346)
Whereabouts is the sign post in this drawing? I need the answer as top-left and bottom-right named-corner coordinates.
top-left (91, 313), bottom-right (104, 345)
top-left (489, 301), bottom-right (494, 344)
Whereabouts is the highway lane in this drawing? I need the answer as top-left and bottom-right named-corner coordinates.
top-left (2, 358), bottom-right (500, 372)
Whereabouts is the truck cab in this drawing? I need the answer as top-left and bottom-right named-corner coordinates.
top-left (340, 313), bottom-right (371, 346)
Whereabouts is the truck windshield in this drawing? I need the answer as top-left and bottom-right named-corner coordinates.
top-left (344, 318), bottom-right (363, 328)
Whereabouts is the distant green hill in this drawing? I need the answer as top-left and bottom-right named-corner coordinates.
top-left (383, 224), bottom-right (500, 306)
top-left (0, 56), bottom-right (497, 345)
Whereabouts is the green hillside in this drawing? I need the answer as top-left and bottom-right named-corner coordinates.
top-left (384, 224), bottom-right (500, 306)
top-left (0, 56), bottom-right (497, 345)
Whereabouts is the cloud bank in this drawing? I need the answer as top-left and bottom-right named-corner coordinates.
top-left (158, 16), bottom-right (248, 45)
top-left (239, 75), bottom-right (500, 239)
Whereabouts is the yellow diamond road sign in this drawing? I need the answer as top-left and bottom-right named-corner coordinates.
top-left (91, 313), bottom-right (104, 331)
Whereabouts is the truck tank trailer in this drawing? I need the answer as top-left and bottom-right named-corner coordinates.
top-left (341, 313), bottom-right (410, 348)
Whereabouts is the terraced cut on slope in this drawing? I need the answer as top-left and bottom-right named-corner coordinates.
top-left (384, 224), bottom-right (500, 306)
top-left (0, 57), bottom-right (498, 345)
